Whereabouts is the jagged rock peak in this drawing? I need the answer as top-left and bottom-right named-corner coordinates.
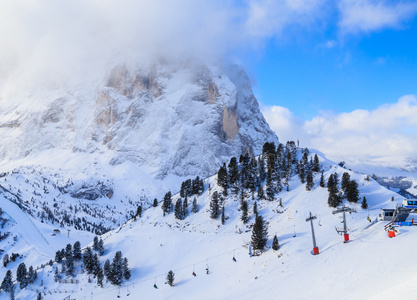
top-left (0, 61), bottom-right (278, 177)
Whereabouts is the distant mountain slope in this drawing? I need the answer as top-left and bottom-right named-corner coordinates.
top-left (0, 62), bottom-right (277, 178)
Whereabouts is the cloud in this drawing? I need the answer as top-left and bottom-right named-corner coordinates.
top-left (0, 0), bottom-right (416, 97)
top-left (244, 0), bottom-right (327, 39)
top-left (262, 95), bottom-right (417, 161)
top-left (338, 0), bottom-right (417, 34)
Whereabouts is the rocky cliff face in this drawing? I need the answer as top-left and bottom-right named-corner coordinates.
top-left (0, 62), bottom-right (278, 177)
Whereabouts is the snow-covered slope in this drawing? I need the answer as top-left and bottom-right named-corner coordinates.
top-left (0, 61), bottom-right (277, 178)
top-left (3, 149), bottom-right (417, 300)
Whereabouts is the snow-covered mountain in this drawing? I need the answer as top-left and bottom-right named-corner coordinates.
top-left (2, 147), bottom-right (417, 300)
top-left (0, 61), bottom-right (277, 178)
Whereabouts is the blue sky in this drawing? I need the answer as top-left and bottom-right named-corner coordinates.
top-left (249, 3), bottom-right (417, 120)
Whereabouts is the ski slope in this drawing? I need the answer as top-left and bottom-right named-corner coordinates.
top-left (11, 163), bottom-right (414, 300)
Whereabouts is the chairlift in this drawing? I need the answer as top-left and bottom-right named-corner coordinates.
top-left (206, 259), bottom-right (210, 274)
top-left (192, 264), bottom-right (196, 277)
top-left (127, 286), bottom-right (130, 296)
top-left (232, 249), bottom-right (237, 262)
top-left (318, 214), bottom-right (322, 226)
top-left (153, 277), bottom-right (158, 289)
top-left (293, 226), bottom-right (296, 237)
top-left (117, 287), bottom-right (121, 298)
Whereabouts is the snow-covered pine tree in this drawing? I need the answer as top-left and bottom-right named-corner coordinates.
top-left (153, 198), bottom-right (158, 207)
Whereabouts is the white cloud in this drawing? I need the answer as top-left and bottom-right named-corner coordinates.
top-left (262, 95), bottom-right (417, 161)
top-left (244, 0), bottom-right (327, 38)
top-left (338, 0), bottom-right (417, 34)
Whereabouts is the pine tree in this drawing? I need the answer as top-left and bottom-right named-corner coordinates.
top-left (210, 191), bottom-right (220, 219)
top-left (251, 215), bottom-right (268, 251)
top-left (10, 284), bottom-right (15, 300)
top-left (55, 250), bottom-right (63, 263)
top-left (1, 270), bottom-right (13, 293)
top-left (257, 185), bottom-right (264, 200)
top-left (312, 154), bottom-right (320, 172)
top-left (272, 235), bottom-right (280, 250)
top-left (328, 189), bottom-right (339, 208)
top-left (166, 270), bottom-right (175, 287)
top-left (361, 196), bottom-right (368, 209)
top-left (153, 198), bottom-right (158, 207)
top-left (73, 241), bottom-right (82, 260)
top-left (228, 157), bottom-right (239, 185)
top-left (221, 206), bottom-right (225, 225)
top-left (136, 205), bottom-right (142, 218)
top-left (83, 247), bottom-right (94, 275)
top-left (266, 173), bottom-right (275, 201)
top-left (341, 172), bottom-right (351, 192)
top-left (161, 191), bottom-right (172, 216)
top-left (92, 254), bottom-right (100, 276)
top-left (347, 180), bottom-right (360, 203)
top-left (306, 169), bottom-right (314, 191)
top-left (319, 171), bottom-right (325, 188)
top-left (16, 262), bottom-right (28, 289)
top-left (174, 199), bottom-right (185, 220)
top-left (253, 201), bottom-right (258, 217)
top-left (66, 251), bottom-right (74, 276)
top-left (217, 164), bottom-right (228, 195)
top-left (28, 266), bottom-right (37, 284)
top-left (93, 236), bottom-right (99, 251)
top-left (103, 259), bottom-right (111, 279)
top-left (191, 197), bottom-right (198, 213)
top-left (97, 267), bottom-right (104, 287)
top-left (110, 251), bottom-right (124, 285)
top-left (298, 161), bottom-right (306, 184)
top-left (122, 257), bottom-right (131, 280)
top-left (241, 200), bottom-right (249, 223)
top-left (37, 292), bottom-right (42, 300)
top-left (97, 238), bottom-right (105, 256)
